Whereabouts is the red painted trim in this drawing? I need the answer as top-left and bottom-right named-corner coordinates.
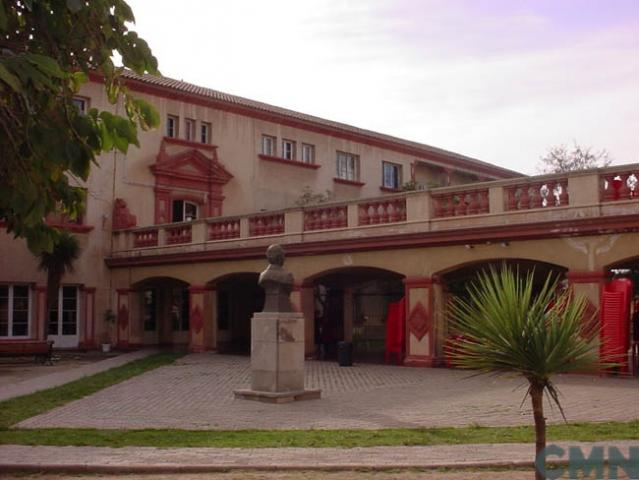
top-left (116, 288), bottom-right (132, 294)
top-left (380, 186), bottom-right (403, 193)
top-left (403, 277), bottom-right (433, 288)
top-left (47, 223), bottom-right (94, 233)
top-left (404, 355), bottom-right (435, 367)
top-left (103, 73), bottom-right (519, 179)
top-left (0, 220), bottom-right (6, 228)
top-left (34, 285), bottom-right (47, 293)
top-left (333, 177), bottom-right (365, 187)
top-left (105, 213), bottom-right (639, 268)
top-left (566, 270), bottom-right (610, 284)
top-left (188, 285), bottom-right (212, 294)
top-left (258, 154), bottom-right (321, 170)
top-left (163, 136), bottom-right (218, 152)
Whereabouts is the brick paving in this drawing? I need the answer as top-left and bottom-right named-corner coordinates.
top-left (16, 353), bottom-right (639, 430)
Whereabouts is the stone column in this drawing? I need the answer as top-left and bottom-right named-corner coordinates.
top-left (33, 285), bottom-right (47, 341)
top-left (80, 287), bottom-right (96, 349)
top-left (292, 282), bottom-right (316, 357)
top-left (403, 277), bottom-right (435, 367)
top-left (566, 270), bottom-right (609, 337)
top-left (116, 288), bottom-right (132, 348)
top-left (204, 286), bottom-right (217, 351)
top-left (431, 277), bottom-right (447, 364)
top-left (188, 285), bottom-right (208, 353)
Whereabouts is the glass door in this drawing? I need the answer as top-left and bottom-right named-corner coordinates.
top-left (48, 286), bottom-right (79, 348)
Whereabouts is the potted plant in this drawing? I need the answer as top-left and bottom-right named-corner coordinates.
top-left (101, 309), bottom-right (116, 353)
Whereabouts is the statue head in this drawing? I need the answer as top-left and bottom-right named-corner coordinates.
top-left (266, 244), bottom-right (285, 267)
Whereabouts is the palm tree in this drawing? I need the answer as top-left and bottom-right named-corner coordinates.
top-left (37, 231), bottom-right (81, 311)
top-left (448, 267), bottom-right (603, 480)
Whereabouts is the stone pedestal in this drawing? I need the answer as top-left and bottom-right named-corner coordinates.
top-left (234, 312), bottom-right (321, 403)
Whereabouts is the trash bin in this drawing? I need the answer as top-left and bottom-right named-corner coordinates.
top-left (337, 341), bottom-right (353, 367)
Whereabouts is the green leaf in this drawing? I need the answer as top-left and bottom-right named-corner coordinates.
top-left (0, 62), bottom-right (22, 92)
top-left (26, 54), bottom-right (65, 78)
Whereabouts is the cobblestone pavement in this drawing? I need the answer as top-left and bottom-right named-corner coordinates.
top-left (17, 353), bottom-right (639, 430)
top-left (0, 441), bottom-right (637, 475)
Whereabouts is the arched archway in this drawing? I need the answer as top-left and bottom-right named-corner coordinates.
top-left (208, 272), bottom-right (263, 354)
top-left (130, 276), bottom-right (191, 348)
top-left (306, 267), bottom-right (405, 363)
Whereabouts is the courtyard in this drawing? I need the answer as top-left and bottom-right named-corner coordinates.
top-left (15, 353), bottom-right (639, 431)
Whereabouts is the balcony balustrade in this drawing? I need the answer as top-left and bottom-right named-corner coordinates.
top-left (112, 164), bottom-right (639, 257)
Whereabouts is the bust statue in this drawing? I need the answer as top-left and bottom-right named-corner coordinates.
top-left (258, 244), bottom-right (294, 312)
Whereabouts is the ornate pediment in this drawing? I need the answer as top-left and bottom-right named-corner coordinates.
top-left (151, 142), bottom-right (233, 189)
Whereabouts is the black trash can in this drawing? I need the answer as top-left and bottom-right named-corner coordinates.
top-left (337, 341), bottom-right (353, 367)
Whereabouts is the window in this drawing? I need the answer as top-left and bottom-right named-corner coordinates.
top-left (185, 118), bottom-right (195, 141)
top-left (382, 162), bottom-right (403, 189)
top-left (72, 97), bottom-right (88, 114)
top-left (166, 115), bottom-right (179, 138)
top-left (282, 139), bottom-right (296, 160)
top-left (200, 122), bottom-right (211, 144)
top-left (171, 288), bottom-right (189, 331)
top-left (336, 151), bottom-right (359, 181)
top-left (172, 200), bottom-right (198, 222)
top-left (48, 286), bottom-right (78, 336)
top-left (0, 285), bottom-right (30, 338)
top-left (301, 143), bottom-right (315, 164)
top-left (143, 290), bottom-right (157, 332)
top-left (261, 135), bottom-right (276, 156)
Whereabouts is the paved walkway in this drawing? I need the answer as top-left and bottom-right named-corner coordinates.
top-left (0, 441), bottom-right (637, 473)
top-left (0, 349), bottom-right (157, 402)
top-left (16, 353), bottom-right (639, 430)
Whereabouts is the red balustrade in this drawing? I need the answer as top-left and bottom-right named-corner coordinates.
top-left (600, 172), bottom-right (639, 202)
top-left (166, 225), bottom-right (192, 245)
top-left (208, 219), bottom-right (241, 240)
top-left (432, 189), bottom-right (489, 218)
top-left (358, 199), bottom-right (406, 225)
top-left (133, 229), bottom-right (158, 248)
top-left (249, 213), bottom-right (285, 236)
top-left (505, 180), bottom-right (568, 211)
top-left (304, 206), bottom-right (347, 231)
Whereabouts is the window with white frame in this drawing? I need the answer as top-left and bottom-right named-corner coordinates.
top-left (200, 122), bottom-right (211, 144)
top-left (336, 151), bottom-right (359, 181)
top-left (185, 118), bottom-right (195, 141)
top-left (166, 115), bottom-right (179, 138)
top-left (382, 161), bottom-right (402, 189)
top-left (301, 143), bottom-right (315, 164)
top-left (48, 286), bottom-right (78, 336)
top-left (0, 285), bottom-right (30, 338)
top-left (72, 97), bottom-right (88, 114)
top-left (172, 199), bottom-right (199, 222)
top-left (282, 139), bottom-right (296, 160)
top-left (261, 135), bottom-right (276, 156)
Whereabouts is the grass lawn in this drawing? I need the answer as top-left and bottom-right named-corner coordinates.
top-left (1, 351), bottom-right (638, 449)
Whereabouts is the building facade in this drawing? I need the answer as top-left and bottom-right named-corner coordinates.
top-left (1, 72), bottom-right (638, 368)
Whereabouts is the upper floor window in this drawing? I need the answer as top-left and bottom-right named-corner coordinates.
top-left (262, 135), bottom-right (276, 156)
top-left (166, 115), bottom-right (179, 138)
top-left (301, 144), bottom-right (315, 164)
top-left (382, 161), bottom-right (402, 189)
top-left (172, 200), bottom-right (198, 222)
top-left (200, 122), bottom-right (211, 144)
top-left (336, 151), bottom-right (359, 181)
top-left (72, 97), bottom-right (88, 114)
top-left (0, 285), bottom-right (30, 338)
top-left (185, 118), bottom-right (195, 142)
top-left (282, 139), bottom-right (296, 160)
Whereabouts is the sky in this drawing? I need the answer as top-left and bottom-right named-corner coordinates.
top-left (125, 0), bottom-right (639, 174)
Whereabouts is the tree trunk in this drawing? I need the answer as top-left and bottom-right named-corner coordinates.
top-left (531, 382), bottom-right (546, 480)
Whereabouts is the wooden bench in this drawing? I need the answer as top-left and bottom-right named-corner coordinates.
top-left (0, 340), bottom-right (54, 365)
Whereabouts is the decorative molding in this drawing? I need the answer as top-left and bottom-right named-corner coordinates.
top-left (112, 198), bottom-right (137, 230)
top-left (152, 139), bottom-right (233, 223)
top-left (117, 304), bottom-right (129, 330)
top-left (407, 301), bottom-right (430, 341)
top-left (404, 355), bottom-right (434, 367)
top-left (380, 186), bottom-right (403, 193)
top-left (188, 285), bottom-right (211, 294)
top-left (190, 304), bottom-right (204, 335)
top-left (163, 136), bottom-right (218, 151)
top-left (333, 177), bottom-right (365, 187)
top-left (258, 154), bottom-right (321, 170)
top-left (106, 213), bottom-right (639, 268)
top-left (566, 270), bottom-right (610, 284)
top-left (403, 277), bottom-right (433, 288)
